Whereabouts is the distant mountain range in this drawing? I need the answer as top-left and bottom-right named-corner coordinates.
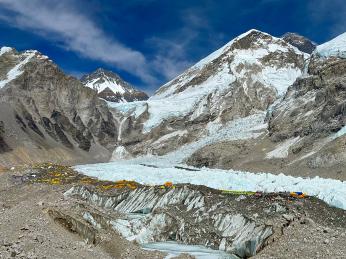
top-left (0, 30), bottom-right (345, 180)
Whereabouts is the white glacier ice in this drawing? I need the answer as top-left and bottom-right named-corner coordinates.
top-left (315, 32), bottom-right (346, 59)
top-left (75, 159), bottom-right (346, 210)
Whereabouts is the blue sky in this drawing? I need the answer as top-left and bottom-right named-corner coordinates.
top-left (0, 0), bottom-right (345, 94)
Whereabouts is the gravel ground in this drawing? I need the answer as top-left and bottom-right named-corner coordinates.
top-left (0, 169), bottom-right (168, 259)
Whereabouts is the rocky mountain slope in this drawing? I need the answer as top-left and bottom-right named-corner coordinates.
top-left (81, 68), bottom-right (148, 103)
top-left (0, 48), bottom-right (119, 166)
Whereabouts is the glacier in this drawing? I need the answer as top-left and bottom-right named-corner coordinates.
top-left (75, 159), bottom-right (346, 210)
top-left (315, 32), bottom-right (346, 58)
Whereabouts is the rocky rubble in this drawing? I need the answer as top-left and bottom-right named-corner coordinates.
top-left (1, 165), bottom-right (345, 258)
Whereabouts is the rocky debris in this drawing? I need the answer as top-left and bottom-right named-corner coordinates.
top-left (282, 32), bottom-right (316, 54)
top-left (81, 68), bottom-right (148, 103)
top-left (48, 209), bottom-right (99, 244)
top-left (1, 166), bottom-right (346, 258)
top-left (0, 167), bottom-right (166, 259)
top-left (255, 217), bottom-right (346, 259)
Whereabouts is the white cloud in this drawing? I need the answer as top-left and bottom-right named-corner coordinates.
top-left (148, 36), bottom-right (194, 80)
top-left (147, 9), bottom-right (214, 81)
top-left (0, 0), bottom-right (226, 89)
top-left (0, 0), bottom-right (157, 84)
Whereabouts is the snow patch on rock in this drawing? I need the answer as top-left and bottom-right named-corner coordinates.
top-left (0, 46), bottom-right (12, 56)
top-left (0, 51), bottom-right (35, 88)
top-left (266, 137), bottom-right (300, 159)
top-left (331, 125), bottom-right (346, 140)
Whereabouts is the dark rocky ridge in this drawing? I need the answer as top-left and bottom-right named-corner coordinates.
top-left (282, 32), bottom-right (316, 54)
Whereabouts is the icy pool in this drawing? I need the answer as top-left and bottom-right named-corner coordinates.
top-left (142, 241), bottom-right (237, 259)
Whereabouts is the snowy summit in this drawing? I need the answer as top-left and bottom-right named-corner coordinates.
top-left (81, 68), bottom-right (148, 103)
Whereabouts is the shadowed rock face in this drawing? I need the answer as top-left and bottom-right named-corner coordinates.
top-left (81, 68), bottom-right (148, 103)
top-left (0, 48), bottom-right (118, 165)
top-left (268, 56), bottom-right (346, 141)
top-left (282, 32), bottom-right (316, 54)
top-left (0, 120), bottom-right (10, 153)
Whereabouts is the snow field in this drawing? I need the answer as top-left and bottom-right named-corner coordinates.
top-left (315, 32), bottom-right (346, 59)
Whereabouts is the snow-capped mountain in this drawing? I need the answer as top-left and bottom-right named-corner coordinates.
top-left (81, 68), bottom-right (148, 103)
top-left (106, 30), bottom-right (346, 180)
top-left (188, 32), bottom-right (346, 179)
top-left (110, 29), bottom-right (307, 150)
top-left (282, 32), bottom-right (316, 54)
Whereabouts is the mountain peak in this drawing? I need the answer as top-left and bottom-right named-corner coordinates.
top-left (0, 46), bottom-right (14, 56)
top-left (81, 68), bottom-right (148, 103)
top-left (238, 29), bottom-right (268, 38)
top-left (282, 32), bottom-right (316, 54)
top-left (87, 68), bottom-right (122, 80)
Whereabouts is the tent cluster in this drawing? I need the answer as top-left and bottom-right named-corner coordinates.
top-left (221, 190), bottom-right (307, 199)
